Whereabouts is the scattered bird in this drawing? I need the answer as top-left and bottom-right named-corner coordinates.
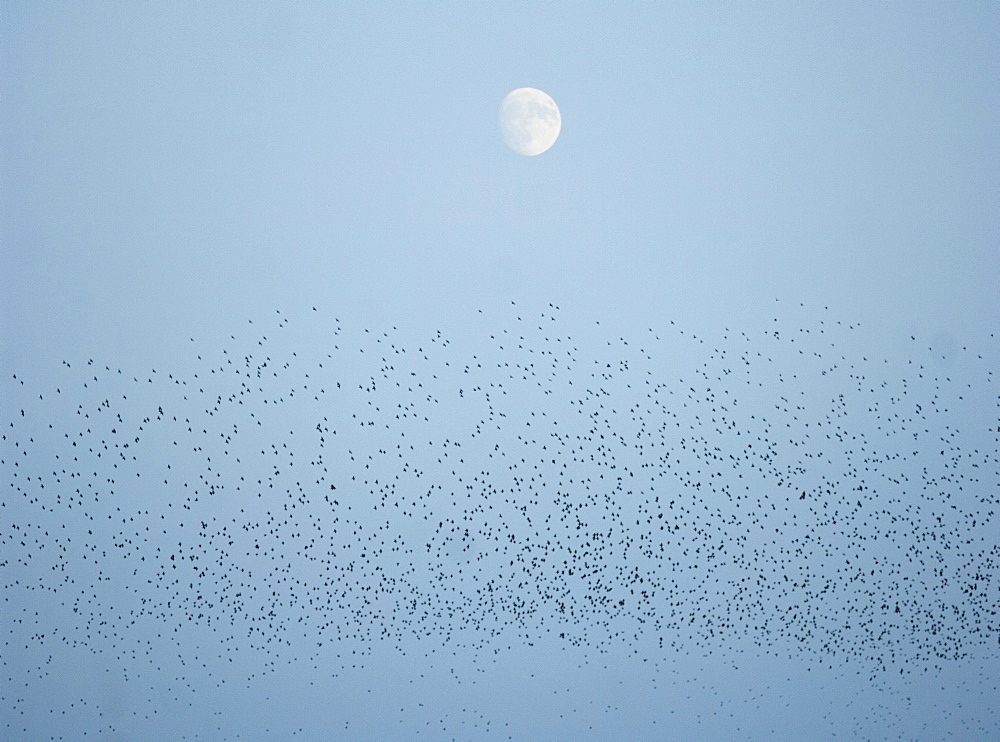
top-left (2, 303), bottom-right (997, 735)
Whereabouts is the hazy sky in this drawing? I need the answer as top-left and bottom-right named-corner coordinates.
top-left (2, 3), bottom-right (998, 740)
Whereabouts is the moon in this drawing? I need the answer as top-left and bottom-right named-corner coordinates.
top-left (499, 88), bottom-right (561, 156)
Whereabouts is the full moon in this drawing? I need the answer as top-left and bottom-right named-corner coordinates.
top-left (499, 88), bottom-right (561, 156)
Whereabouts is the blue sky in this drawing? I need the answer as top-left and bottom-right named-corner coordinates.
top-left (2, 3), bottom-right (998, 740)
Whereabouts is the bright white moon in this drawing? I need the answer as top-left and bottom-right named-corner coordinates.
top-left (499, 88), bottom-right (561, 156)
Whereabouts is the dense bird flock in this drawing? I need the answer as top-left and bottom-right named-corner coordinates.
top-left (3, 304), bottom-right (998, 736)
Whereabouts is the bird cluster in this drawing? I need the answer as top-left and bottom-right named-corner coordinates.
top-left (3, 304), bottom-right (998, 696)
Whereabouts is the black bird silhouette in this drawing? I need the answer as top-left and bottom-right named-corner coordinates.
top-left (3, 303), bottom-right (997, 739)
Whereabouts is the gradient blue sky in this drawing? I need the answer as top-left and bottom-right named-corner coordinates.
top-left (4, 2), bottom-right (997, 367)
top-left (3, 3), bottom-right (998, 740)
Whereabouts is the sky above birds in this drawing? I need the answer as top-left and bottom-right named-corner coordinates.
top-left (2, 2), bottom-right (998, 740)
